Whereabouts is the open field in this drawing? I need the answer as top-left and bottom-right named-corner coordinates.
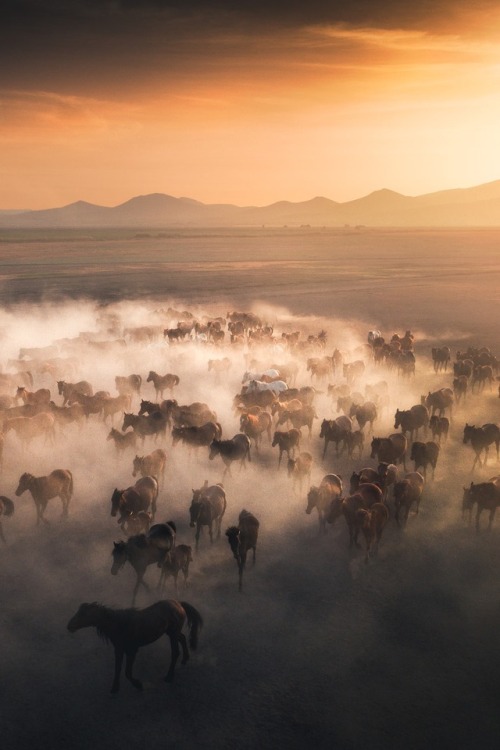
top-left (2, 229), bottom-right (500, 750)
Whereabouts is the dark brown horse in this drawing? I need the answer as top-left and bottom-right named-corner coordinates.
top-left (110, 476), bottom-right (159, 529)
top-left (111, 522), bottom-right (176, 605)
top-left (189, 482), bottom-right (227, 549)
top-left (462, 479), bottom-right (500, 532)
top-left (67, 599), bottom-right (202, 692)
top-left (226, 510), bottom-right (259, 592)
top-left (209, 434), bottom-right (251, 477)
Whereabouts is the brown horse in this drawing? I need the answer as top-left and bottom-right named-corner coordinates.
top-left (67, 599), bottom-right (202, 692)
top-left (306, 474), bottom-right (342, 533)
top-left (356, 502), bottom-right (389, 563)
top-left (226, 510), bottom-right (260, 592)
top-left (272, 428), bottom-right (301, 467)
top-left (160, 545), bottom-right (194, 594)
top-left (110, 476), bottom-right (159, 529)
top-left (462, 479), bottom-right (500, 532)
top-left (15, 469), bottom-right (73, 524)
top-left (189, 482), bottom-right (227, 549)
top-left (107, 428), bottom-right (138, 454)
top-left (132, 449), bottom-right (167, 487)
top-left (146, 371), bottom-right (180, 400)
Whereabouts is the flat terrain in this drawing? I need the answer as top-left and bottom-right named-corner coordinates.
top-left (1, 228), bottom-right (500, 750)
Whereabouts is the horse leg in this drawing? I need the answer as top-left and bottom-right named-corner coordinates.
top-left (111, 647), bottom-right (124, 693)
top-left (488, 507), bottom-right (496, 531)
top-left (178, 632), bottom-right (189, 664)
top-left (208, 521), bottom-right (214, 544)
top-left (475, 506), bottom-right (482, 533)
top-left (125, 649), bottom-right (143, 691)
top-left (164, 632), bottom-right (180, 682)
top-left (0, 522), bottom-right (5, 544)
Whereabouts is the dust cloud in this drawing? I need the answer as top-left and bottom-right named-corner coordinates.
top-left (1, 296), bottom-right (500, 750)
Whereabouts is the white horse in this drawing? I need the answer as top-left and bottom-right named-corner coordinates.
top-left (241, 369), bottom-right (280, 384)
top-left (244, 379), bottom-right (288, 393)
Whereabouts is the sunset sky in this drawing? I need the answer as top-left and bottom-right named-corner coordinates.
top-left (2, 0), bottom-right (500, 209)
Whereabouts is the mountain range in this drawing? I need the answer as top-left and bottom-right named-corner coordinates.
top-left (2, 180), bottom-right (500, 228)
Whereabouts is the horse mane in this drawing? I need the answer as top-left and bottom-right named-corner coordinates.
top-left (166, 520), bottom-right (177, 533)
top-left (225, 525), bottom-right (239, 538)
top-left (93, 603), bottom-right (136, 644)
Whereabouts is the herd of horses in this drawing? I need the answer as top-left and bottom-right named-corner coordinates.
top-left (2, 309), bottom-right (500, 694)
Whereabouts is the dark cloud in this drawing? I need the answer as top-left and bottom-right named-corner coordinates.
top-left (1, 0), bottom-right (496, 95)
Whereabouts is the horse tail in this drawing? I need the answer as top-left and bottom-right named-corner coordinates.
top-left (0, 496), bottom-right (14, 516)
top-left (174, 375), bottom-right (180, 385)
top-left (26, 371), bottom-right (34, 388)
top-left (247, 441), bottom-right (252, 463)
top-left (180, 601), bottom-right (203, 650)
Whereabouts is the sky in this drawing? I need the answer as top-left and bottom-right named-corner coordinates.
top-left (2, 0), bottom-right (500, 209)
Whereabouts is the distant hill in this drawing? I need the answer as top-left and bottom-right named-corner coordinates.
top-left (2, 181), bottom-right (500, 228)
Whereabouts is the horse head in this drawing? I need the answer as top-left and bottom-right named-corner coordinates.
top-left (225, 526), bottom-right (241, 560)
top-left (306, 487), bottom-right (319, 514)
top-left (110, 488), bottom-right (123, 517)
top-left (110, 541), bottom-right (128, 574)
top-left (67, 602), bottom-right (101, 632)
top-left (15, 472), bottom-right (32, 496)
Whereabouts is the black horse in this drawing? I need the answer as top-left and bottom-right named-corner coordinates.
top-left (67, 599), bottom-right (202, 693)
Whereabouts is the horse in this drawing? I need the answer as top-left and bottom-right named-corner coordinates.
top-left (327, 480), bottom-right (381, 549)
top-left (349, 401), bottom-right (378, 432)
top-left (429, 415), bottom-right (449, 443)
top-left (57, 380), bottom-right (93, 406)
top-left (319, 417), bottom-right (352, 459)
top-left (132, 449), bottom-right (167, 487)
top-left (276, 404), bottom-right (317, 439)
top-left (160, 545), bottom-right (194, 594)
top-left (306, 474), bottom-right (342, 534)
top-left (209, 434), bottom-right (251, 477)
top-left (3, 412), bottom-right (56, 448)
top-left (110, 476), bottom-right (159, 529)
top-left (67, 599), bottom-right (202, 692)
top-left (370, 434), bottom-right (407, 469)
top-left (0, 495), bottom-right (14, 543)
top-left (287, 452), bottom-right (313, 494)
top-left (463, 423), bottom-right (500, 471)
top-left (394, 405), bottom-right (429, 441)
top-left (356, 503), bottom-right (389, 563)
top-left (431, 346), bottom-right (451, 372)
top-left (172, 421), bottom-right (222, 450)
top-left (393, 473), bottom-right (425, 526)
top-left (189, 482), bottom-right (227, 549)
top-left (15, 469), bottom-right (73, 525)
top-left (422, 388), bottom-right (454, 420)
top-left (107, 428), bottom-right (137, 454)
top-left (462, 480), bottom-right (500, 532)
top-left (15, 386), bottom-right (51, 406)
top-left (240, 412), bottom-right (273, 448)
top-left (122, 412), bottom-right (168, 443)
top-left (49, 401), bottom-right (86, 430)
top-left (111, 522), bottom-right (176, 605)
top-left (410, 441), bottom-right (440, 480)
top-left (146, 371), bottom-right (180, 400)
top-left (102, 394), bottom-right (132, 425)
top-left (226, 510), bottom-right (260, 592)
top-left (272, 428), bottom-right (301, 467)
top-left (115, 374), bottom-right (142, 399)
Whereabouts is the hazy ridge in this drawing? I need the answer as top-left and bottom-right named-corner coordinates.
top-left (2, 180), bottom-right (500, 228)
